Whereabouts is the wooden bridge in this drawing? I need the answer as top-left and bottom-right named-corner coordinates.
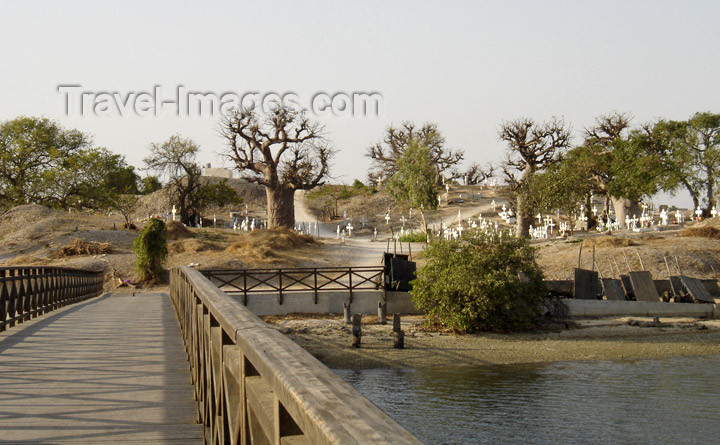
top-left (0, 265), bottom-right (421, 444)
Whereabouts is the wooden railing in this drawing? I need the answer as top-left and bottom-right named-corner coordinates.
top-left (170, 266), bottom-right (421, 445)
top-left (201, 266), bottom-right (386, 305)
top-left (0, 266), bottom-right (105, 332)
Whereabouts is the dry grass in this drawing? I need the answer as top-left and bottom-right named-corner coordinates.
top-left (681, 226), bottom-right (720, 240)
top-left (582, 235), bottom-right (636, 248)
top-left (3, 254), bottom-right (49, 266)
top-left (166, 221), bottom-right (195, 240)
top-left (53, 238), bottom-right (113, 257)
top-left (168, 239), bottom-right (221, 254)
top-left (225, 228), bottom-right (316, 263)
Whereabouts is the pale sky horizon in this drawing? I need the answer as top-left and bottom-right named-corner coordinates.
top-left (2, 1), bottom-right (719, 208)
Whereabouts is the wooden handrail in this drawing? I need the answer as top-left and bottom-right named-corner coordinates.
top-left (0, 266), bottom-right (104, 332)
top-left (170, 266), bottom-right (421, 445)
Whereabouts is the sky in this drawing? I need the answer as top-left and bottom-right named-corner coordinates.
top-left (1, 1), bottom-right (719, 207)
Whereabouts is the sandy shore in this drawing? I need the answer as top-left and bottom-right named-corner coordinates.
top-left (262, 315), bottom-right (720, 368)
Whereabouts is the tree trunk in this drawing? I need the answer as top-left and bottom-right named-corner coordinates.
top-left (515, 167), bottom-right (533, 238)
top-left (419, 209), bottom-right (429, 244)
top-left (611, 196), bottom-right (640, 229)
top-left (266, 186), bottom-right (296, 228)
top-left (683, 181), bottom-right (700, 211)
top-left (515, 193), bottom-right (532, 238)
top-left (706, 171), bottom-right (715, 215)
top-left (603, 195), bottom-right (610, 220)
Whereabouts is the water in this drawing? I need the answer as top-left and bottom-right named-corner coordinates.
top-left (334, 356), bottom-right (720, 444)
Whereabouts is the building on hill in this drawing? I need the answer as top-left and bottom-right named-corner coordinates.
top-left (202, 163), bottom-right (233, 179)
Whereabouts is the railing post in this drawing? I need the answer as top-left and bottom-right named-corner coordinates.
top-left (278, 269), bottom-right (283, 305)
top-left (29, 268), bottom-right (37, 318)
top-left (243, 270), bottom-right (248, 306)
top-left (313, 268), bottom-right (318, 304)
top-left (0, 270), bottom-right (7, 332)
top-left (348, 267), bottom-right (353, 304)
top-left (19, 269), bottom-right (28, 322)
top-left (8, 269), bottom-right (17, 328)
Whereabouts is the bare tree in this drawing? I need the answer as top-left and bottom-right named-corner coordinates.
top-left (220, 105), bottom-right (333, 228)
top-left (366, 122), bottom-right (463, 184)
top-left (499, 117), bottom-right (571, 237)
top-left (144, 134), bottom-right (202, 225)
top-left (459, 162), bottom-right (495, 185)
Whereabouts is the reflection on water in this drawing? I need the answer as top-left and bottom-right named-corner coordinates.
top-left (334, 356), bottom-right (720, 444)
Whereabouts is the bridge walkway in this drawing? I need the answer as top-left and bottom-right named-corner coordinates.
top-left (0, 292), bottom-right (202, 443)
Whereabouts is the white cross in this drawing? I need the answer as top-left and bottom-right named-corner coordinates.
top-left (385, 213), bottom-right (391, 224)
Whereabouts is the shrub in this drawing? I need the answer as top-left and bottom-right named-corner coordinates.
top-left (398, 230), bottom-right (428, 243)
top-left (411, 231), bottom-right (547, 333)
top-left (133, 218), bottom-right (168, 283)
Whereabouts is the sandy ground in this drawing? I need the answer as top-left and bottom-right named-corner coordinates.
top-left (263, 314), bottom-right (720, 368)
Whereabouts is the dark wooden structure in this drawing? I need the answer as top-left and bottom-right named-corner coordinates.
top-left (0, 266), bottom-right (104, 332)
top-left (600, 278), bottom-right (626, 301)
top-left (679, 276), bottom-right (715, 302)
top-left (201, 266), bottom-right (385, 305)
top-left (628, 271), bottom-right (661, 302)
top-left (573, 268), bottom-right (599, 300)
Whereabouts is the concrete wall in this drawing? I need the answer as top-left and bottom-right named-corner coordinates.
top-left (226, 290), bottom-right (421, 316)
top-left (563, 299), bottom-right (719, 318)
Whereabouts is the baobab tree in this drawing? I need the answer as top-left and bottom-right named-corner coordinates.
top-left (499, 117), bottom-right (571, 237)
top-left (220, 105), bottom-right (333, 228)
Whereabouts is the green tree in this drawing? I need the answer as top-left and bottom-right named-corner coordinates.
top-left (366, 122), bottom-right (463, 185)
top-left (654, 112), bottom-right (720, 215)
top-left (523, 157), bottom-right (593, 232)
top-left (109, 193), bottom-right (140, 227)
top-left (411, 231), bottom-right (547, 332)
top-left (133, 218), bottom-right (168, 282)
top-left (41, 147), bottom-right (139, 209)
top-left (140, 176), bottom-right (163, 194)
top-left (0, 116), bottom-right (90, 207)
top-left (196, 179), bottom-right (243, 215)
top-left (386, 139), bottom-right (438, 240)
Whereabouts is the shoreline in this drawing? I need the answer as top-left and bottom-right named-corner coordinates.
top-left (263, 315), bottom-right (720, 369)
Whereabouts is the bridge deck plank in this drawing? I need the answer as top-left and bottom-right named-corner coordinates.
top-left (0, 292), bottom-right (202, 443)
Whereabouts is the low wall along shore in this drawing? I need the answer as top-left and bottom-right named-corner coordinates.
top-left (225, 290), bottom-right (421, 316)
top-left (223, 286), bottom-right (719, 319)
top-left (562, 299), bottom-right (719, 318)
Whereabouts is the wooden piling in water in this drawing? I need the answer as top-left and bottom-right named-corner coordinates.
top-left (352, 314), bottom-right (362, 348)
top-left (393, 314), bottom-right (404, 349)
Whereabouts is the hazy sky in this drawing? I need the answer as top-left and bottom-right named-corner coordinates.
top-left (1, 1), bottom-right (719, 207)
